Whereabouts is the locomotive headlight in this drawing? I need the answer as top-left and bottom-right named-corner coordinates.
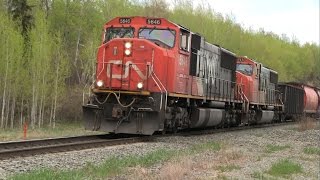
top-left (125, 42), bottom-right (132, 49)
top-left (124, 49), bottom-right (131, 56)
top-left (137, 82), bottom-right (143, 90)
top-left (96, 80), bottom-right (104, 87)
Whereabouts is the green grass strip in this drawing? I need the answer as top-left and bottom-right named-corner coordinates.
top-left (265, 144), bottom-right (290, 153)
top-left (10, 141), bottom-right (221, 180)
top-left (267, 159), bottom-right (303, 177)
top-left (303, 147), bottom-right (320, 155)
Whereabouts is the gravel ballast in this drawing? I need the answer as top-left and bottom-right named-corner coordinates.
top-left (0, 122), bottom-right (319, 179)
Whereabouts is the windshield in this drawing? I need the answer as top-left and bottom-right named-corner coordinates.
top-left (237, 64), bottom-right (253, 76)
top-left (138, 28), bottom-right (175, 48)
top-left (104, 27), bottom-right (134, 43)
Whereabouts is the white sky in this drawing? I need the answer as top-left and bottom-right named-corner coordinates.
top-left (168, 0), bottom-right (320, 45)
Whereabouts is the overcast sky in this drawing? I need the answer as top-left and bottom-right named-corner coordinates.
top-left (168, 0), bottom-right (320, 45)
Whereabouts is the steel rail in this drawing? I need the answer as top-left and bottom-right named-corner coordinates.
top-left (159, 121), bottom-right (298, 138)
top-left (0, 134), bottom-right (150, 160)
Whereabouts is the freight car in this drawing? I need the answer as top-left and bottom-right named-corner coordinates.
top-left (317, 88), bottom-right (320, 118)
top-left (280, 83), bottom-right (320, 118)
top-left (83, 16), bottom-right (284, 135)
top-left (278, 83), bottom-right (304, 120)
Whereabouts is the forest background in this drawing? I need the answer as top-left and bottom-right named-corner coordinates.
top-left (0, 0), bottom-right (319, 129)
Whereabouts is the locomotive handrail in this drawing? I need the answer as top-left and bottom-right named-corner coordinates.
top-left (237, 83), bottom-right (249, 112)
top-left (94, 91), bottom-right (136, 108)
top-left (151, 70), bottom-right (167, 111)
top-left (150, 49), bottom-right (167, 111)
top-left (97, 45), bottom-right (107, 78)
top-left (251, 88), bottom-right (282, 106)
top-left (201, 76), bottom-right (239, 101)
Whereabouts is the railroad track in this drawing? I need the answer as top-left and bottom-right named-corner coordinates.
top-left (0, 134), bottom-right (151, 160)
top-left (177, 121), bottom-right (297, 137)
top-left (0, 121), bottom-right (297, 160)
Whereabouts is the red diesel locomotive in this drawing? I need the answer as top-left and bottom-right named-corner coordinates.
top-left (83, 16), bottom-right (284, 135)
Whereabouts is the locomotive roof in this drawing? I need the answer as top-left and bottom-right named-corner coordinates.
top-left (106, 16), bottom-right (235, 55)
top-left (238, 56), bottom-right (278, 73)
top-left (105, 16), bottom-right (179, 28)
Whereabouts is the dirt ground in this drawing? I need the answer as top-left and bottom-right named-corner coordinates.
top-left (121, 121), bottom-right (320, 180)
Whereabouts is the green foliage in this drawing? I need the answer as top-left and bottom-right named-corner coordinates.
top-left (267, 159), bottom-right (303, 177)
top-left (7, 0), bottom-right (34, 36)
top-left (265, 144), bottom-right (290, 153)
top-left (304, 147), bottom-right (320, 155)
top-left (0, 0), bottom-right (319, 128)
top-left (9, 169), bottom-right (81, 180)
top-left (169, 3), bottom-right (319, 83)
top-left (0, 10), bottom-right (24, 128)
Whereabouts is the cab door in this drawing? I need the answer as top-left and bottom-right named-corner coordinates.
top-left (175, 28), bottom-right (190, 94)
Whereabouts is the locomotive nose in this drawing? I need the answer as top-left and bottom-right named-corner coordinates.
top-left (96, 39), bottom-right (153, 91)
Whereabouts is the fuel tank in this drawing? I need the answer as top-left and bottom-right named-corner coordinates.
top-left (256, 110), bottom-right (274, 124)
top-left (191, 108), bottom-right (225, 128)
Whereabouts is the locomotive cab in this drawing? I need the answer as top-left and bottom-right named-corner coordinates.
top-left (236, 57), bottom-right (257, 102)
top-left (95, 17), bottom-right (179, 93)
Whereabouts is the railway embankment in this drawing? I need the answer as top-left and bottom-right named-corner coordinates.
top-left (1, 121), bottom-right (319, 180)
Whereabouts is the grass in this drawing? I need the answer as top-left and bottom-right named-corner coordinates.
top-left (256, 156), bottom-right (262, 161)
top-left (267, 159), bottom-right (303, 177)
top-left (251, 172), bottom-right (277, 180)
top-left (11, 149), bottom-right (176, 180)
top-left (188, 141), bottom-right (221, 153)
top-left (217, 164), bottom-right (241, 172)
top-left (10, 141), bottom-right (221, 179)
top-left (265, 144), bottom-right (290, 153)
top-left (297, 117), bottom-right (318, 131)
top-left (217, 174), bottom-right (229, 180)
top-left (303, 147), bottom-right (320, 155)
top-left (158, 157), bottom-right (193, 180)
top-left (0, 122), bottom-right (100, 142)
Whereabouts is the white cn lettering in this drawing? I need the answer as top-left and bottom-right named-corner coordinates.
top-left (106, 60), bottom-right (149, 80)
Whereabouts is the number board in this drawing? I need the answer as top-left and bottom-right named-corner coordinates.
top-left (146, 19), bottom-right (161, 25)
top-left (119, 18), bottom-right (131, 24)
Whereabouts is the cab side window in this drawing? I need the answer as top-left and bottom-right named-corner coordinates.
top-left (180, 30), bottom-right (189, 51)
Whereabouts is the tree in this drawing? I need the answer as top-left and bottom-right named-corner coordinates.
top-left (142, 0), bottom-right (169, 18)
top-left (0, 11), bottom-right (24, 129)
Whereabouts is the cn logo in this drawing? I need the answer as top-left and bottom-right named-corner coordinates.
top-left (106, 60), bottom-right (150, 80)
